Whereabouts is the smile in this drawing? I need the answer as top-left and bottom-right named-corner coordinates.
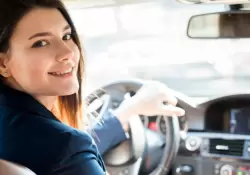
top-left (48, 67), bottom-right (74, 76)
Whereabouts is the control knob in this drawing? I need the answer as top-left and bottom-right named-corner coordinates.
top-left (220, 164), bottom-right (234, 175)
top-left (185, 136), bottom-right (201, 151)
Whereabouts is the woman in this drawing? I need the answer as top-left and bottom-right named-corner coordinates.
top-left (0, 0), bottom-right (185, 174)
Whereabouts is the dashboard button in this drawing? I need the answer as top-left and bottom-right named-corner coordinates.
top-left (220, 164), bottom-right (234, 175)
top-left (247, 146), bottom-right (250, 152)
top-left (175, 164), bottom-right (194, 175)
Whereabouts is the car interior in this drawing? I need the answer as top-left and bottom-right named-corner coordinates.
top-left (2, 0), bottom-right (250, 175)
top-left (0, 160), bottom-right (35, 175)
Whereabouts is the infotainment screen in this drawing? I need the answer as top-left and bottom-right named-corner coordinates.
top-left (229, 108), bottom-right (250, 134)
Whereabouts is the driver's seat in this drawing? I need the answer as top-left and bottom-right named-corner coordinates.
top-left (0, 160), bottom-right (36, 175)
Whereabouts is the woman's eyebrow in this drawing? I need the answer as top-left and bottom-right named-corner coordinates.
top-left (63, 25), bottom-right (71, 31)
top-left (28, 25), bottom-right (71, 40)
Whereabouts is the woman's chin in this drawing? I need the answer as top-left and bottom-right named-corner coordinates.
top-left (56, 85), bottom-right (80, 96)
top-left (60, 91), bottom-right (78, 96)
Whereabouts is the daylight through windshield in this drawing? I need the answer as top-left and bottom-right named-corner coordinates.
top-left (66, 0), bottom-right (250, 98)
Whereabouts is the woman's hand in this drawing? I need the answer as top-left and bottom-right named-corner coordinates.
top-left (112, 81), bottom-right (185, 131)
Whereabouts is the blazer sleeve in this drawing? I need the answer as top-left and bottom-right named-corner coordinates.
top-left (49, 130), bottom-right (107, 175)
top-left (88, 111), bottom-right (128, 155)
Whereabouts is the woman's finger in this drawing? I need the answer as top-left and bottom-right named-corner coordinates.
top-left (162, 90), bottom-right (178, 106)
top-left (156, 83), bottom-right (178, 106)
top-left (160, 105), bottom-right (185, 116)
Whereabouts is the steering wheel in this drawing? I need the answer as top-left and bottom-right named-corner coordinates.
top-left (86, 79), bottom-right (181, 175)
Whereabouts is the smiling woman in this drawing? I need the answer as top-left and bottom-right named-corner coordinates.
top-left (0, 2), bottom-right (84, 129)
top-left (0, 1), bottom-right (185, 175)
top-left (0, 0), bottom-right (107, 174)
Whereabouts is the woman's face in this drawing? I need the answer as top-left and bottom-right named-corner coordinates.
top-left (2, 7), bottom-right (80, 96)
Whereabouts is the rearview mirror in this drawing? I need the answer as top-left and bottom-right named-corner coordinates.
top-left (187, 11), bottom-right (250, 39)
top-left (178, 0), bottom-right (250, 4)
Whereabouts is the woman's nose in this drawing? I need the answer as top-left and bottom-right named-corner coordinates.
top-left (56, 43), bottom-right (74, 63)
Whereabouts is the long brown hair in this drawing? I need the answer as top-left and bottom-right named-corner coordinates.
top-left (0, 0), bottom-right (85, 129)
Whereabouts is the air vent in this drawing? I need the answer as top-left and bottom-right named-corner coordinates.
top-left (209, 139), bottom-right (244, 157)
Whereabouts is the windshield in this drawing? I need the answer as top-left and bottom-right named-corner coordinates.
top-left (66, 0), bottom-right (250, 98)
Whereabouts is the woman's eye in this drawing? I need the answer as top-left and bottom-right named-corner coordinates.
top-left (32, 40), bottom-right (49, 48)
top-left (63, 33), bottom-right (72, 41)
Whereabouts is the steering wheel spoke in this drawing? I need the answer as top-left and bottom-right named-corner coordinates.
top-left (104, 115), bottom-right (146, 175)
top-left (106, 158), bottom-right (142, 175)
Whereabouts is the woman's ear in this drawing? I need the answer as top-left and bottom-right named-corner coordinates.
top-left (0, 52), bottom-right (11, 77)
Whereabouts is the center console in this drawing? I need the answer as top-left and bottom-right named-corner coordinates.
top-left (173, 133), bottom-right (250, 175)
top-left (172, 99), bottom-right (250, 175)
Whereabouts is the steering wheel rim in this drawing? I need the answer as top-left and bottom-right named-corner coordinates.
top-left (86, 79), bottom-right (181, 175)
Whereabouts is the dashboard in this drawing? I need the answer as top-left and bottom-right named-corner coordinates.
top-left (135, 92), bottom-right (250, 175)
top-left (170, 94), bottom-right (250, 175)
top-left (104, 84), bottom-right (250, 175)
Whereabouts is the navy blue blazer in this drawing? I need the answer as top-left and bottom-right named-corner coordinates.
top-left (0, 83), bottom-right (126, 175)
